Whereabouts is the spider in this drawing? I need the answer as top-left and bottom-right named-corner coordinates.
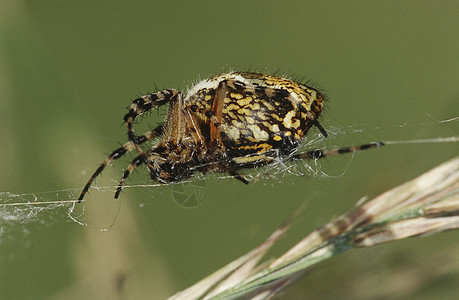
top-left (78, 72), bottom-right (383, 202)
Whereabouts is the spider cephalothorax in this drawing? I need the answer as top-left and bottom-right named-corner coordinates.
top-left (78, 72), bottom-right (382, 201)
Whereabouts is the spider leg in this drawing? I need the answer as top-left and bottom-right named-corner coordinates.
top-left (183, 109), bottom-right (206, 146)
top-left (302, 110), bottom-right (328, 138)
top-left (185, 80), bottom-right (232, 146)
top-left (78, 125), bottom-right (163, 202)
top-left (230, 142), bottom-right (384, 185)
top-left (228, 170), bottom-right (250, 184)
top-left (115, 155), bottom-right (144, 199)
top-left (185, 105), bottom-right (220, 151)
top-left (291, 141), bottom-right (385, 161)
top-left (187, 106), bottom-right (220, 126)
top-left (209, 80), bottom-right (227, 145)
top-left (123, 89), bottom-right (181, 166)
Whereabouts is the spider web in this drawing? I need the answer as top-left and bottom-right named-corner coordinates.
top-left (0, 189), bottom-right (78, 245)
top-left (0, 116), bottom-right (457, 236)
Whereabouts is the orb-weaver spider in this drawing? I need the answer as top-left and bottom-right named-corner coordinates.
top-left (78, 72), bottom-right (383, 202)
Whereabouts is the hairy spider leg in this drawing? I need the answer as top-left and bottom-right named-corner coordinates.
top-left (291, 141), bottom-right (385, 161)
top-left (77, 125), bottom-right (163, 202)
top-left (115, 155), bottom-right (144, 199)
top-left (145, 92), bottom-right (208, 157)
top-left (303, 110), bottom-right (328, 138)
top-left (163, 92), bottom-right (206, 146)
top-left (186, 80), bottom-right (248, 181)
top-left (184, 109), bottom-right (206, 146)
top-left (209, 80), bottom-right (227, 145)
top-left (228, 169), bottom-right (250, 184)
top-left (212, 80), bottom-right (256, 181)
top-left (229, 142), bottom-right (385, 185)
top-left (123, 89), bottom-right (181, 171)
top-left (115, 93), bottom-right (210, 197)
top-left (186, 79), bottom-right (229, 146)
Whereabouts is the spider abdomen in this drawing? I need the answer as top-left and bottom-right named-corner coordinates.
top-left (186, 72), bottom-right (325, 167)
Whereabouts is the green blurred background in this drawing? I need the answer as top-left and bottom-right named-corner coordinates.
top-left (1, 1), bottom-right (458, 299)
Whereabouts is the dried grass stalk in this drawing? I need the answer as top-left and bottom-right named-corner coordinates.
top-left (169, 156), bottom-right (459, 300)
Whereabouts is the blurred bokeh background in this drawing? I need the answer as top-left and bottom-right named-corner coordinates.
top-left (1, 1), bottom-right (458, 299)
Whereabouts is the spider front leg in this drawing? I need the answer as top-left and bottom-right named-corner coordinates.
top-left (114, 154), bottom-right (144, 199)
top-left (78, 125), bottom-right (163, 202)
top-left (186, 79), bottom-right (231, 146)
top-left (123, 89), bottom-right (181, 155)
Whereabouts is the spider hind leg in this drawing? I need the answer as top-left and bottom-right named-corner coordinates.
top-left (292, 141), bottom-right (385, 160)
